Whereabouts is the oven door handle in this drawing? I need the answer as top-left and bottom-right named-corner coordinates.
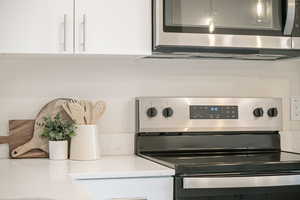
top-left (183, 175), bottom-right (300, 189)
top-left (284, 0), bottom-right (296, 35)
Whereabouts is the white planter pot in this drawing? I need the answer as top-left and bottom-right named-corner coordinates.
top-left (70, 125), bottom-right (100, 161)
top-left (49, 140), bottom-right (68, 160)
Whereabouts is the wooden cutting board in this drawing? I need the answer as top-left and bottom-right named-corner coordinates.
top-left (10, 98), bottom-right (72, 158)
top-left (0, 120), bottom-right (48, 158)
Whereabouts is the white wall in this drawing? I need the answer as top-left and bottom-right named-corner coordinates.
top-left (0, 55), bottom-right (300, 158)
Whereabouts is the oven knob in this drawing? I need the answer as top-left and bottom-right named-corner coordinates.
top-left (146, 107), bottom-right (157, 118)
top-left (162, 107), bottom-right (174, 118)
top-left (267, 107), bottom-right (278, 117)
top-left (253, 108), bottom-right (264, 117)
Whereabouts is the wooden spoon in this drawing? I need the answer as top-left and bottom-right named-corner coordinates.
top-left (68, 101), bottom-right (86, 125)
top-left (85, 100), bottom-right (94, 125)
top-left (79, 100), bottom-right (90, 125)
top-left (92, 101), bottom-right (106, 124)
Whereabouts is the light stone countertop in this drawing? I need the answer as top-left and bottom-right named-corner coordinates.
top-left (0, 156), bottom-right (174, 200)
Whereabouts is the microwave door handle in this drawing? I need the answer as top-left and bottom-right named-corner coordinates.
top-left (284, 0), bottom-right (296, 35)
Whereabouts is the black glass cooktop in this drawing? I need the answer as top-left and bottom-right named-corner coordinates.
top-left (142, 151), bottom-right (300, 175)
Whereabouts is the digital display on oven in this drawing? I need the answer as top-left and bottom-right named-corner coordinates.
top-left (190, 105), bottom-right (238, 119)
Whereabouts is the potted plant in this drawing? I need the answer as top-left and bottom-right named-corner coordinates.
top-left (40, 113), bottom-right (76, 160)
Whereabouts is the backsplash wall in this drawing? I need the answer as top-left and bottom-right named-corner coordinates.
top-left (0, 55), bottom-right (300, 158)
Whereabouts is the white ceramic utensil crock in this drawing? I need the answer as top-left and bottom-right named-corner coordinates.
top-left (70, 125), bottom-right (100, 160)
top-left (49, 140), bottom-right (68, 160)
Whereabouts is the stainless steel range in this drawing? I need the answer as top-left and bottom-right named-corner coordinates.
top-left (135, 97), bottom-right (300, 200)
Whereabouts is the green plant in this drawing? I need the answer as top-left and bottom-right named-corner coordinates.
top-left (40, 113), bottom-right (76, 141)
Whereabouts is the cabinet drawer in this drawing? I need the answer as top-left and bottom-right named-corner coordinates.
top-left (76, 177), bottom-right (173, 200)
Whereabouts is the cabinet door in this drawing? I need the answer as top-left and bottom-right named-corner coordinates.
top-left (75, 0), bottom-right (151, 55)
top-left (76, 177), bottom-right (173, 200)
top-left (0, 0), bottom-right (73, 54)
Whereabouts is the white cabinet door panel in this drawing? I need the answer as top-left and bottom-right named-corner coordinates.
top-left (76, 177), bottom-right (173, 200)
top-left (75, 0), bottom-right (151, 55)
top-left (0, 0), bottom-right (73, 53)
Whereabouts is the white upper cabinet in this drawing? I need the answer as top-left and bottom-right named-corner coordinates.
top-left (0, 0), bottom-right (74, 54)
top-left (74, 0), bottom-right (152, 55)
top-left (0, 0), bottom-right (151, 55)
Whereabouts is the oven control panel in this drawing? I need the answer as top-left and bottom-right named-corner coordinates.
top-left (136, 97), bottom-right (282, 133)
top-left (190, 105), bottom-right (238, 119)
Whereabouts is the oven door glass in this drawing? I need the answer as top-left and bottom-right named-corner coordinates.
top-left (164, 0), bottom-right (283, 36)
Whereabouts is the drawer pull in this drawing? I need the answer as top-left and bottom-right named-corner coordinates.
top-left (110, 198), bottom-right (147, 200)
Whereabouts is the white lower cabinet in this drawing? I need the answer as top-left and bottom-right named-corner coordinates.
top-left (76, 177), bottom-right (173, 200)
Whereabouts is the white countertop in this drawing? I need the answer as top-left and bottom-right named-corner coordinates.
top-left (0, 156), bottom-right (174, 200)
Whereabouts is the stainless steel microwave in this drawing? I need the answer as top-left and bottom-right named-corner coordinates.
top-left (152, 0), bottom-right (300, 60)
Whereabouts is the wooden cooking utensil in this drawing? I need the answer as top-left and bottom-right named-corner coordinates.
top-left (92, 101), bottom-right (106, 124)
top-left (62, 102), bottom-right (81, 124)
top-left (79, 100), bottom-right (89, 124)
top-left (0, 120), bottom-right (47, 158)
top-left (63, 99), bottom-right (105, 125)
top-left (62, 102), bottom-right (73, 120)
top-left (88, 101), bottom-right (94, 124)
top-left (67, 101), bottom-right (86, 124)
top-left (83, 100), bottom-right (92, 125)
top-left (11, 98), bottom-right (72, 158)
top-left (79, 100), bottom-right (94, 125)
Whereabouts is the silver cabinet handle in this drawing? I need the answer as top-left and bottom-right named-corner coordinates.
top-left (81, 14), bottom-right (87, 52)
top-left (63, 14), bottom-right (67, 51)
top-left (284, 0), bottom-right (296, 35)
